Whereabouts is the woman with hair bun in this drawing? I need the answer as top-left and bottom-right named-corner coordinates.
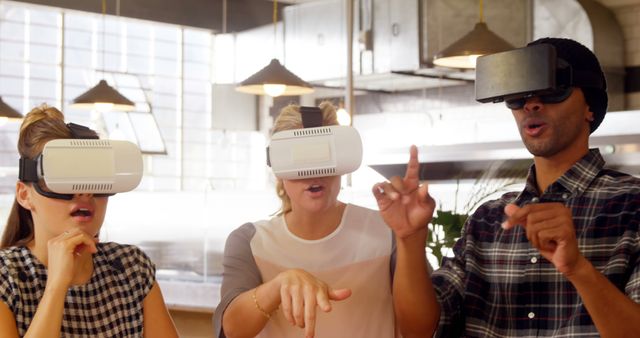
top-left (0, 105), bottom-right (178, 337)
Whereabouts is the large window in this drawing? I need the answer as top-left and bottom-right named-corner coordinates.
top-left (0, 1), bottom-right (271, 285)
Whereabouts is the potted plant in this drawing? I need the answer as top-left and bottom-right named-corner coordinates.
top-left (427, 160), bottom-right (530, 266)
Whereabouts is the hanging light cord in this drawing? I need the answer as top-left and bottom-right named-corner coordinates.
top-left (478, 0), bottom-right (484, 23)
top-left (101, 0), bottom-right (106, 74)
top-left (273, 0), bottom-right (278, 46)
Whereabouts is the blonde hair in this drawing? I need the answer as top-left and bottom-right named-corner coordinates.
top-left (272, 101), bottom-right (339, 215)
top-left (1, 105), bottom-right (75, 248)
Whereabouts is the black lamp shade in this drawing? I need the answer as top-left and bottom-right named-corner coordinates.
top-left (0, 97), bottom-right (22, 119)
top-left (433, 22), bottom-right (514, 69)
top-left (71, 79), bottom-right (136, 111)
top-left (236, 59), bottom-right (314, 96)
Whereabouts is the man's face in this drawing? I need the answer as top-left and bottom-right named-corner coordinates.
top-left (510, 87), bottom-right (593, 158)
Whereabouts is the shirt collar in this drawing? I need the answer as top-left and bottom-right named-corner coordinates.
top-left (515, 148), bottom-right (605, 204)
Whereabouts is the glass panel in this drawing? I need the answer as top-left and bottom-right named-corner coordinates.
top-left (29, 78), bottom-right (57, 98)
top-left (128, 112), bottom-right (166, 153)
top-left (0, 60), bottom-right (24, 77)
top-left (153, 58), bottom-right (179, 77)
top-left (29, 24), bottom-right (59, 46)
top-left (27, 7), bottom-right (60, 26)
top-left (127, 37), bottom-right (151, 57)
top-left (64, 13), bottom-right (94, 30)
top-left (0, 77), bottom-right (23, 96)
top-left (1, 5), bottom-right (26, 23)
top-left (183, 28), bottom-right (210, 46)
top-left (0, 41), bottom-right (25, 61)
top-left (183, 61), bottom-right (209, 81)
top-left (184, 44), bottom-right (209, 63)
top-left (153, 25), bottom-right (179, 43)
top-left (29, 63), bottom-right (59, 81)
top-left (64, 29), bottom-right (93, 49)
top-left (29, 44), bottom-right (59, 64)
top-left (183, 79), bottom-right (208, 95)
top-left (153, 40), bottom-right (178, 60)
top-left (125, 20), bottom-right (152, 39)
top-left (64, 48), bottom-right (94, 68)
top-left (0, 21), bottom-right (25, 41)
top-left (102, 111), bottom-right (137, 142)
top-left (127, 55), bottom-right (152, 74)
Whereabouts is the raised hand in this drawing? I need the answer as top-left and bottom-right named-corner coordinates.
top-left (502, 202), bottom-right (582, 275)
top-left (46, 228), bottom-right (98, 289)
top-left (372, 145), bottom-right (436, 239)
top-left (276, 269), bottom-right (351, 338)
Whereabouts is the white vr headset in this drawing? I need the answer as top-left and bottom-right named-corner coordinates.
top-left (266, 106), bottom-right (363, 179)
top-left (19, 123), bottom-right (143, 200)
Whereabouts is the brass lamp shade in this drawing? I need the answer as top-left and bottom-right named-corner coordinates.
top-left (71, 79), bottom-right (136, 111)
top-left (236, 59), bottom-right (314, 97)
top-left (0, 97), bottom-right (22, 119)
top-left (433, 22), bottom-right (514, 69)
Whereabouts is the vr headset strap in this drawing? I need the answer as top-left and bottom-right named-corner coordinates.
top-left (18, 123), bottom-right (98, 183)
top-left (18, 157), bottom-right (39, 182)
top-left (267, 106), bottom-right (323, 167)
top-left (300, 106), bottom-right (323, 128)
top-left (67, 123), bottom-right (99, 139)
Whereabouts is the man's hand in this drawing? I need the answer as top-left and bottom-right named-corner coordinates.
top-left (372, 145), bottom-right (436, 239)
top-left (502, 202), bottom-right (583, 275)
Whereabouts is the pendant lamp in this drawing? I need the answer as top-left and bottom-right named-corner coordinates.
top-left (70, 0), bottom-right (135, 111)
top-left (433, 0), bottom-right (514, 69)
top-left (71, 79), bottom-right (135, 111)
top-left (0, 96), bottom-right (22, 119)
top-left (235, 0), bottom-right (313, 97)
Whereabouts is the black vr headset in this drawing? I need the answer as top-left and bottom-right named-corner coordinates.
top-left (475, 43), bottom-right (605, 109)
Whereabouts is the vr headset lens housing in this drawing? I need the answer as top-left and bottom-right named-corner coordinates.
top-left (19, 138), bottom-right (143, 200)
top-left (475, 43), bottom-right (604, 108)
top-left (267, 125), bottom-right (363, 180)
top-left (504, 87), bottom-right (574, 109)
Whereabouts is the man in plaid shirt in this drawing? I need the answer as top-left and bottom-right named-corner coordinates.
top-left (373, 37), bottom-right (640, 337)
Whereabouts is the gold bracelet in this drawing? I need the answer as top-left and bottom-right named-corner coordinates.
top-left (252, 287), bottom-right (272, 319)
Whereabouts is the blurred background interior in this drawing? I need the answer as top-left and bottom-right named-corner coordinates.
top-left (1, 0), bottom-right (640, 336)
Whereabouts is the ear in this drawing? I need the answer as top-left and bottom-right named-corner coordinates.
top-left (15, 182), bottom-right (34, 211)
top-left (585, 108), bottom-right (595, 122)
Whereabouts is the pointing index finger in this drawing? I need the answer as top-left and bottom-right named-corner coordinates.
top-left (404, 145), bottom-right (420, 189)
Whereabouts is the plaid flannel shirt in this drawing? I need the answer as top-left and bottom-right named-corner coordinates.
top-left (432, 149), bottom-right (640, 337)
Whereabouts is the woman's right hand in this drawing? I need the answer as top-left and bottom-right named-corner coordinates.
top-left (45, 228), bottom-right (98, 289)
top-left (277, 269), bottom-right (351, 338)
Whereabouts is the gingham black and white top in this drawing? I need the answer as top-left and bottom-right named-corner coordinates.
top-left (0, 242), bottom-right (155, 337)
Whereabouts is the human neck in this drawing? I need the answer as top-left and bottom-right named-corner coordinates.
top-left (533, 145), bottom-right (589, 194)
top-left (285, 202), bottom-right (347, 240)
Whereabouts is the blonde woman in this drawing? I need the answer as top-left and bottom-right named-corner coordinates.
top-left (214, 102), bottom-right (432, 338)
